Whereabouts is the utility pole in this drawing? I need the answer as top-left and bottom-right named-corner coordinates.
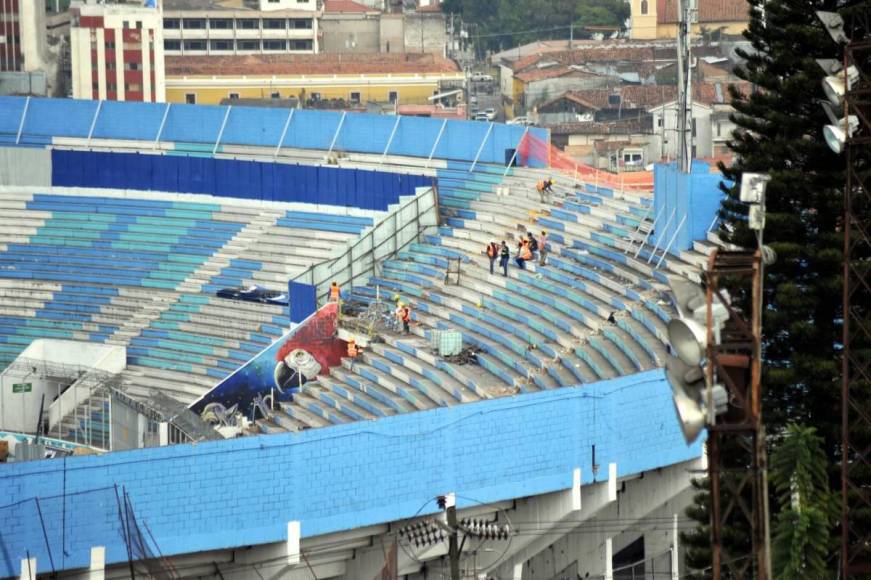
top-left (675, 0), bottom-right (694, 172)
top-left (570, 22), bottom-right (573, 50)
top-left (444, 494), bottom-right (461, 580)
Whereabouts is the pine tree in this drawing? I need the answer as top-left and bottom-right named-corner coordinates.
top-left (769, 424), bottom-right (838, 579)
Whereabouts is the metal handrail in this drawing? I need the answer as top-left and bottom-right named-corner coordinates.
top-left (290, 184), bottom-right (438, 304)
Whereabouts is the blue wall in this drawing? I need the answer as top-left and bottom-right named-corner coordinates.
top-left (51, 150), bottom-right (431, 211)
top-left (652, 161), bottom-right (727, 254)
top-left (0, 97), bottom-right (549, 167)
top-left (0, 369), bottom-right (701, 577)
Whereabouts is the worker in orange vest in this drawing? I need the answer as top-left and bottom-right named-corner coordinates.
top-left (330, 281), bottom-right (340, 302)
top-left (536, 178), bottom-right (555, 203)
top-left (397, 302), bottom-right (411, 334)
top-left (486, 241), bottom-right (499, 275)
top-left (515, 239), bottom-right (532, 270)
top-left (347, 339), bottom-right (360, 357)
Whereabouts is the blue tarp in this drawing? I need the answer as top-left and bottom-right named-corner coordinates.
top-left (52, 149), bottom-right (431, 211)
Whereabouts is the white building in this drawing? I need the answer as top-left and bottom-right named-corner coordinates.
top-left (162, 0), bottom-right (321, 56)
top-left (70, 1), bottom-right (166, 102)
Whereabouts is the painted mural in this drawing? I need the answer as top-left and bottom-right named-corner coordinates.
top-left (189, 303), bottom-right (346, 420)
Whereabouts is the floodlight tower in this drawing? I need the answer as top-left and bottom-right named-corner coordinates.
top-left (675, 0), bottom-right (696, 172)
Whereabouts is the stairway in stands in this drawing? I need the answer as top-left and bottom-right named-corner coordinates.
top-left (258, 164), bottom-right (718, 433)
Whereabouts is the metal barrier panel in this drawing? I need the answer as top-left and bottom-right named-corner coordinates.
top-left (49, 149), bottom-right (429, 210)
top-left (652, 161), bottom-right (727, 254)
top-left (0, 146), bottom-right (51, 186)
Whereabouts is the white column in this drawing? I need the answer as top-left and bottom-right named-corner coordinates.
top-left (141, 29), bottom-right (152, 102)
top-left (571, 468), bottom-right (582, 511)
top-left (608, 463), bottom-right (617, 502)
top-left (89, 546), bottom-right (106, 580)
top-left (287, 520), bottom-right (301, 565)
top-left (604, 538), bottom-right (613, 580)
top-left (96, 30), bottom-right (107, 100)
top-left (19, 557), bottom-right (36, 580)
top-left (115, 28), bottom-right (125, 101)
top-left (158, 422), bottom-right (169, 446)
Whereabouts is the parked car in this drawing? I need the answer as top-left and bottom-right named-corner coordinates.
top-left (469, 94), bottom-right (478, 106)
top-left (471, 72), bottom-right (494, 82)
top-left (473, 112), bottom-right (489, 122)
top-left (216, 285), bottom-right (289, 305)
top-left (483, 108), bottom-right (497, 121)
top-left (507, 116), bottom-right (531, 126)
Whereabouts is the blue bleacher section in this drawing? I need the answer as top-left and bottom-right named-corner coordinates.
top-left (0, 193), bottom-right (245, 367)
top-left (0, 96), bottom-right (548, 166)
top-left (51, 149), bottom-right (430, 211)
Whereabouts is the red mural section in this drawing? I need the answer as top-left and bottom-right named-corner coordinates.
top-left (275, 302), bottom-right (346, 376)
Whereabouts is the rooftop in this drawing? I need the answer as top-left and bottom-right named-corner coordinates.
top-left (163, 0), bottom-right (317, 11)
top-left (538, 82), bottom-right (752, 111)
top-left (324, 0), bottom-right (380, 13)
top-left (166, 53), bottom-right (463, 76)
top-left (657, 0), bottom-right (750, 23)
top-left (514, 66), bottom-right (602, 83)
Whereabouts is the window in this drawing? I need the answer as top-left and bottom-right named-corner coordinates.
top-left (164, 39), bottom-right (181, 51)
top-left (210, 39), bottom-right (234, 51)
top-left (640, 0), bottom-right (648, 14)
top-left (228, 93), bottom-right (240, 100)
top-left (123, 20), bottom-right (130, 29)
top-left (350, 91), bottom-right (361, 103)
top-left (183, 18), bottom-right (206, 29)
top-left (237, 19), bottom-right (259, 30)
top-left (657, 117), bottom-right (663, 127)
top-left (105, 41), bottom-right (116, 49)
top-left (289, 39), bottom-right (313, 50)
top-left (271, 92), bottom-right (281, 99)
top-left (263, 39), bottom-right (286, 51)
top-left (124, 61), bottom-right (139, 70)
top-left (163, 18), bottom-right (180, 29)
top-left (185, 93), bottom-right (196, 104)
top-left (389, 91), bottom-right (398, 103)
top-left (106, 61), bottom-right (116, 70)
top-left (691, 118), bottom-right (697, 137)
top-left (716, 122), bottom-right (722, 137)
top-left (210, 18), bottom-right (233, 29)
top-left (92, 82), bottom-right (99, 91)
top-left (290, 18), bottom-right (313, 29)
top-left (125, 83), bottom-right (142, 92)
top-left (107, 83), bottom-right (117, 92)
top-left (183, 39), bottom-right (207, 51)
top-left (136, 21), bottom-right (142, 30)
top-left (237, 39), bottom-right (261, 51)
top-left (263, 18), bottom-right (286, 29)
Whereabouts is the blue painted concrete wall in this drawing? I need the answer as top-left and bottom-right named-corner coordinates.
top-left (0, 369), bottom-right (700, 577)
top-left (51, 150), bottom-right (430, 211)
top-left (652, 161), bottom-right (728, 253)
top-left (0, 97), bottom-right (549, 167)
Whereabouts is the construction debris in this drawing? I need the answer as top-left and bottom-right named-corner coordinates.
top-left (442, 347), bottom-right (479, 365)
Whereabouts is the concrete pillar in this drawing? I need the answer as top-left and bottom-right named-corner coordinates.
top-left (604, 538), bottom-right (613, 580)
top-left (89, 546), bottom-right (106, 580)
top-left (19, 557), bottom-right (36, 580)
top-left (287, 520), bottom-right (301, 565)
top-left (158, 422), bottom-right (169, 446)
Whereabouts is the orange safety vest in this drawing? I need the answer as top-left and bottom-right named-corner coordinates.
top-left (486, 244), bottom-right (497, 258)
top-left (347, 341), bottom-right (358, 357)
top-left (520, 244), bottom-right (532, 260)
top-left (536, 180), bottom-right (545, 191)
top-left (330, 285), bottom-right (340, 300)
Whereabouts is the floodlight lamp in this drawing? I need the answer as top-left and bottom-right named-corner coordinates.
top-left (824, 115), bottom-right (859, 154)
top-left (668, 317), bottom-right (708, 366)
top-left (739, 172), bottom-right (770, 203)
top-left (666, 359), bottom-right (729, 443)
top-left (822, 66), bottom-right (859, 108)
top-left (816, 58), bottom-right (841, 76)
top-left (816, 11), bottom-right (849, 44)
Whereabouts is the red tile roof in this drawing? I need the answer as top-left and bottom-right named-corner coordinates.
top-left (167, 53), bottom-right (462, 76)
top-left (324, 0), bottom-right (379, 12)
top-left (539, 81), bottom-right (752, 111)
top-left (657, 0), bottom-right (750, 24)
top-left (515, 66), bottom-right (601, 83)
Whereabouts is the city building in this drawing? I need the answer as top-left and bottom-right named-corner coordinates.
top-left (0, 0), bottom-right (48, 73)
top-left (630, 0), bottom-right (750, 40)
top-left (162, 0), bottom-right (320, 56)
top-left (69, 1), bottom-right (165, 101)
top-left (164, 52), bottom-right (464, 105)
top-left (320, 0), bottom-right (383, 54)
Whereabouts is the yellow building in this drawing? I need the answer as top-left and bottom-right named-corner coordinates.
top-left (165, 53), bottom-right (465, 105)
top-left (630, 0), bottom-right (749, 39)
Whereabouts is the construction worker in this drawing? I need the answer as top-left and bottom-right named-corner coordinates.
top-left (347, 339), bottom-right (360, 357)
top-left (397, 302), bottom-right (412, 334)
top-left (538, 231), bottom-right (548, 266)
top-left (515, 239), bottom-right (532, 269)
top-left (330, 281), bottom-right (341, 302)
top-left (486, 241), bottom-right (499, 275)
top-left (536, 178), bottom-right (555, 204)
top-left (499, 241), bottom-right (510, 276)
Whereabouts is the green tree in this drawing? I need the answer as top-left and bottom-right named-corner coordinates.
top-left (769, 424), bottom-right (838, 579)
